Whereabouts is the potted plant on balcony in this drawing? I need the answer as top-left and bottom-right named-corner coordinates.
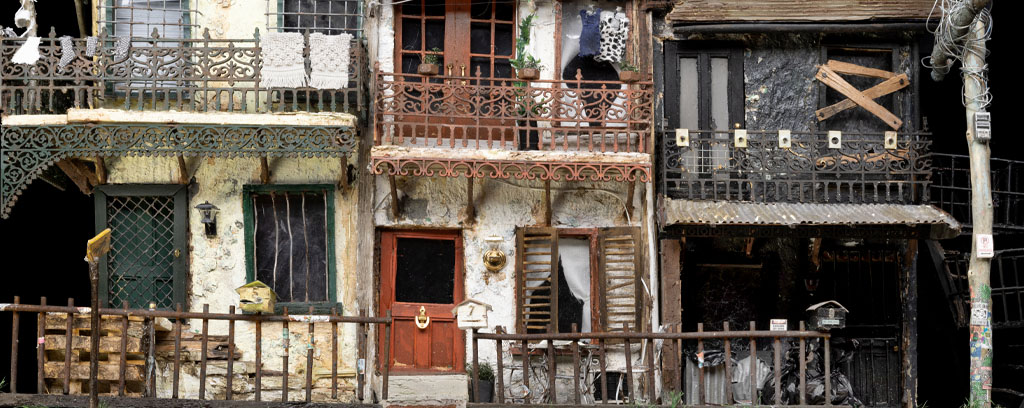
top-left (418, 48), bottom-right (442, 76)
top-left (511, 14), bottom-right (543, 81)
top-left (468, 362), bottom-right (495, 402)
top-left (619, 62), bottom-right (641, 83)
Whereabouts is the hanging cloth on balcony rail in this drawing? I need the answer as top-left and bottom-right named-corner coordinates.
top-left (113, 36), bottom-right (130, 60)
top-left (58, 36), bottom-right (74, 68)
top-left (578, 7), bottom-right (601, 57)
top-left (11, 36), bottom-right (40, 64)
top-left (261, 31), bottom-right (308, 88)
top-left (309, 32), bottom-right (351, 90)
top-left (85, 36), bottom-right (97, 57)
top-left (596, 8), bottom-right (628, 63)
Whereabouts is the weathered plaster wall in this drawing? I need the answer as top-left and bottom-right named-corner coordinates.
top-left (105, 156), bottom-right (363, 401)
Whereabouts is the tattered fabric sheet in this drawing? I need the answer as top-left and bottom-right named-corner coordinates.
top-left (309, 32), bottom-right (352, 90)
top-left (596, 10), bottom-right (629, 63)
top-left (11, 36), bottom-right (40, 64)
top-left (261, 31), bottom-right (307, 88)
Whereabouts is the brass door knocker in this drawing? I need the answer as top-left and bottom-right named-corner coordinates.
top-left (415, 306), bottom-right (430, 329)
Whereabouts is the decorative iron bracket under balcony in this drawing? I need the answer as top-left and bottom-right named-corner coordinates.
top-left (371, 68), bottom-right (653, 182)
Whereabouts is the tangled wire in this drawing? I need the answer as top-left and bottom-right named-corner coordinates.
top-left (924, 0), bottom-right (993, 109)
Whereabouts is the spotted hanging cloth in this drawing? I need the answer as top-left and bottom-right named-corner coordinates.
top-left (596, 10), bottom-right (629, 63)
top-left (308, 32), bottom-right (352, 90)
top-left (58, 36), bottom-right (75, 68)
top-left (11, 36), bottom-right (40, 64)
top-left (260, 31), bottom-right (307, 88)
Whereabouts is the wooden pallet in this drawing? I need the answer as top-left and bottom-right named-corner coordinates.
top-left (42, 313), bottom-right (147, 396)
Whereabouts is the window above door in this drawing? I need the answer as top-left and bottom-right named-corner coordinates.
top-left (396, 0), bottom-right (515, 78)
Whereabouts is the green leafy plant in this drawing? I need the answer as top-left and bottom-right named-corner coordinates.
top-left (422, 47), bottom-right (442, 66)
top-left (620, 62), bottom-right (639, 72)
top-left (510, 14), bottom-right (544, 72)
top-left (468, 362), bottom-right (495, 382)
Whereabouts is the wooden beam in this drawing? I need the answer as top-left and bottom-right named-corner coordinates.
top-left (825, 59), bottom-right (896, 79)
top-left (259, 157), bottom-right (271, 184)
top-left (543, 179), bottom-right (552, 227)
top-left (56, 159), bottom-right (97, 195)
top-left (465, 177), bottom-right (476, 222)
top-left (177, 156), bottom-right (189, 185)
top-left (659, 238), bottom-right (682, 391)
top-left (94, 157), bottom-right (107, 185)
top-left (624, 179), bottom-right (635, 220)
top-left (388, 172), bottom-right (400, 219)
top-left (815, 65), bottom-right (903, 129)
top-left (338, 155), bottom-right (349, 190)
top-left (816, 73), bottom-right (909, 121)
top-left (810, 238), bottom-right (822, 271)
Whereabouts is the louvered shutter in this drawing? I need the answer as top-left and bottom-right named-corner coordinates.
top-left (598, 227), bottom-right (643, 332)
top-left (515, 227), bottom-right (559, 333)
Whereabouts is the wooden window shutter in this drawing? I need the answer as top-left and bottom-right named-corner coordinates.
top-left (598, 227), bottom-right (643, 332)
top-left (515, 227), bottom-right (559, 333)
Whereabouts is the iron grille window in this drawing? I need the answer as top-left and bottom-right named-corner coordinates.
top-left (95, 185), bottom-right (188, 310)
top-left (243, 185), bottom-right (338, 313)
top-left (98, 0), bottom-right (198, 39)
top-left (266, 0), bottom-right (363, 36)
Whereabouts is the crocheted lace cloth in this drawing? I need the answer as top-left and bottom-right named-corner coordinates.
top-left (114, 36), bottom-right (131, 61)
top-left (12, 36), bottom-right (40, 65)
top-left (58, 36), bottom-right (74, 68)
top-left (261, 32), bottom-right (307, 88)
top-left (85, 36), bottom-right (97, 57)
top-left (596, 10), bottom-right (628, 63)
top-left (309, 32), bottom-right (352, 90)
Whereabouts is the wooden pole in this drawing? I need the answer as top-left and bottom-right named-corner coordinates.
top-left (87, 261), bottom-right (100, 408)
top-left (963, 17), bottom-right (994, 407)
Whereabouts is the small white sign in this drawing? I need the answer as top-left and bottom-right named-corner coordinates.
top-left (770, 319), bottom-right (788, 331)
top-left (820, 319), bottom-right (841, 326)
top-left (970, 302), bottom-right (989, 326)
top-left (977, 234), bottom-right (994, 258)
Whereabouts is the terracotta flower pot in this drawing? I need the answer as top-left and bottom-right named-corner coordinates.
top-left (418, 63), bottom-right (439, 76)
top-left (517, 68), bottom-right (540, 80)
top-left (619, 70), bottom-right (641, 83)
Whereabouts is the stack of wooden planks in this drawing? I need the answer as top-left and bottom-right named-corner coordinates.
top-left (42, 313), bottom-right (147, 396)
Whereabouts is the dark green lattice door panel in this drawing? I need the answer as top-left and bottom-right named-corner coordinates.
top-left (95, 185), bottom-right (187, 309)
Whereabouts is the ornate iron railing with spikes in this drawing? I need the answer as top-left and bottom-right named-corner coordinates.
top-left (0, 28), bottom-right (366, 115)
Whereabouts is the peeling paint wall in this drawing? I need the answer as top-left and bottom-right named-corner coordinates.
top-left (105, 156), bottom-right (363, 401)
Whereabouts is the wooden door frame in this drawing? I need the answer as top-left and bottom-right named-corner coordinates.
top-left (378, 229), bottom-right (466, 374)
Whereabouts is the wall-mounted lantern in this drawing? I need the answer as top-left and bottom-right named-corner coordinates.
top-left (482, 236), bottom-right (507, 272)
top-left (195, 201), bottom-right (219, 237)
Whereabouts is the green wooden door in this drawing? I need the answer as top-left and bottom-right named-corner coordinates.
top-left (95, 185), bottom-right (187, 309)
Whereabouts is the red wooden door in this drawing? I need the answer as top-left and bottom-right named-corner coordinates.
top-left (380, 230), bottom-right (465, 373)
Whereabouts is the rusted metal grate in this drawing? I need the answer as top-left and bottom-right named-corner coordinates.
top-left (266, 0), bottom-right (363, 37)
top-left (106, 195), bottom-right (176, 309)
top-left (930, 153), bottom-right (1024, 231)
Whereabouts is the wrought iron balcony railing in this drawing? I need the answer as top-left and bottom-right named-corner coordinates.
top-left (373, 70), bottom-right (653, 154)
top-left (930, 153), bottom-right (1024, 231)
top-left (661, 129), bottom-right (932, 204)
top-left (0, 29), bottom-right (366, 115)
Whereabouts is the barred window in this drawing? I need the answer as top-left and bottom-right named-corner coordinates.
top-left (243, 185), bottom-right (338, 313)
top-left (98, 0), bottom-right (199, 39)
top-left (266, 0), bottom-right (363, 36)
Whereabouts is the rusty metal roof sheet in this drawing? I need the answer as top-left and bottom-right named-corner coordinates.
top-left (660, 199), bottom-right (961, 238)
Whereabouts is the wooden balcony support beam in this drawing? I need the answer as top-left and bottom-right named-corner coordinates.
top-left (388, 171), bottom-right (401, 220)
top-left (466, 177), bottom-right (476, 223)
top-left (177, 156), bottom-right (190, 185)
top-left (56, 159), bottom-right (97, 195)
top-left (259, 157), bottom-right (271, 184)
top-left (544, 179), bottom-right (552, 227)
top-left (624, 179), bottom-right (635, 220)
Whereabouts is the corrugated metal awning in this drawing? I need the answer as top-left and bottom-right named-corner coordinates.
top-left (660, 199), bottom-right (961, 239)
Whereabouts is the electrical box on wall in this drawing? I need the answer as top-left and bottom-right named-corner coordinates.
top-left (973, 112), bottom-right (991, 142)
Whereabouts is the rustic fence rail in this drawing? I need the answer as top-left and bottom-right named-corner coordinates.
top-left (0, 28), bottom-right (366, 115)
top-left (374, 69), bottom-right (653, 154)
top-left (930, 153), bottom-right (1024, 231)
top-left (661, 129), bottom-right (932, 204)
top-left (1, 299), bottom-right (391, 405)
top-left (469, 322), bottom-right (847, 407)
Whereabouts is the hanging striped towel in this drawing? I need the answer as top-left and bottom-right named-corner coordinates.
top-left (261, 32), bottom-right (307, 88)
top-left (308, 32), bottom-right (352, 90)
top-left (11, 36), bottom-right (41, 65)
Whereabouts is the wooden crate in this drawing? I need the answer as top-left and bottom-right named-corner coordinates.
top-left (42, 312), bottom-right (147, 396)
